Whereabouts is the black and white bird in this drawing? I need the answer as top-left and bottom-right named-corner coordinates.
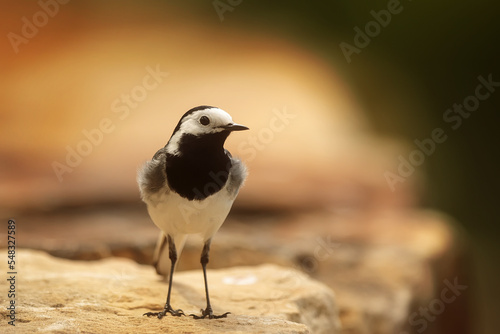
top-left (137, 105), bottom-right (248, 319)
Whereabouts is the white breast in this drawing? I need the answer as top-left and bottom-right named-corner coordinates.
top-left (145, 186), bottom-right (235, 242)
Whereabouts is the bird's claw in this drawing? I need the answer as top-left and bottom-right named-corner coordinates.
top-left (144, 306), bottom-right (185, 319)
top-left (190, 308), bottom-right (230, 319)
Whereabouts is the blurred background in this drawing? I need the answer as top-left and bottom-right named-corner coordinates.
top-left (1, 1), bottom-right (498, 333)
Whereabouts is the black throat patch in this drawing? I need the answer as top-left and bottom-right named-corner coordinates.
top-left (166, 132), bottom-right (231, 200)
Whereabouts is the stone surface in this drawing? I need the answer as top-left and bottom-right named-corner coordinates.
top-left (0, 250), bottom-right (339, 333)
top-left (12, 208), bottom-right (470, 334)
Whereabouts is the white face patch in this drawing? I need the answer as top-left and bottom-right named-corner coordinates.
top-left (166, 108), bottom-right (234, 155)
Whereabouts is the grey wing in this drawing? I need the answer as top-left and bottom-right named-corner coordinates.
top-left (137, 147), bottom-right (170, 201)
top-left (227, 155), bottom-right (247, 199)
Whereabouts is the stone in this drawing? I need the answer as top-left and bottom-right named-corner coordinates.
top-left (14, 208), bottom-right (469, 334)
top-left (0, 250), bottom-right (340, 333)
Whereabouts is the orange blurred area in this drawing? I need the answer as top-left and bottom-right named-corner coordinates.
top-left (0, 1), bottom-right (415, 215)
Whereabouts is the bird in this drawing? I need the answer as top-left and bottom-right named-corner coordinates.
top-left (137, 105), bottom-right (248, 320)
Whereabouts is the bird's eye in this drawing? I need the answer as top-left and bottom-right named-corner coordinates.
top-left (200, 116), bottom-right (210, 126)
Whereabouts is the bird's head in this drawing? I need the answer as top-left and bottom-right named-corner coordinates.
top-left (166, 106), bottom-right (248, 155)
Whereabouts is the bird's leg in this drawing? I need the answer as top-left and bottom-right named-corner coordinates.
top-left (144, 235), bottom-right (185, 319)
top-left (190, 239), bottom-right (230, 320)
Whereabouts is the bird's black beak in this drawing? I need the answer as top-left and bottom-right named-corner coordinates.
top-left (221, 123), bottom-right (249, 131)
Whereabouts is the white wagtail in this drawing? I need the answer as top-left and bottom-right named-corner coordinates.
top-left (137, 105), bottom-right (248, 319)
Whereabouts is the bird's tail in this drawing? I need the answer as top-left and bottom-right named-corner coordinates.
top-left (152, 232), bottom-right (187, 279)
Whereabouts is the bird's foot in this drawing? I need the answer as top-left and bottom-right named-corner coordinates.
top-left (190, 307), bottom-right (230, 320)
top-left (144, 305), bottom-right (185, 319)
